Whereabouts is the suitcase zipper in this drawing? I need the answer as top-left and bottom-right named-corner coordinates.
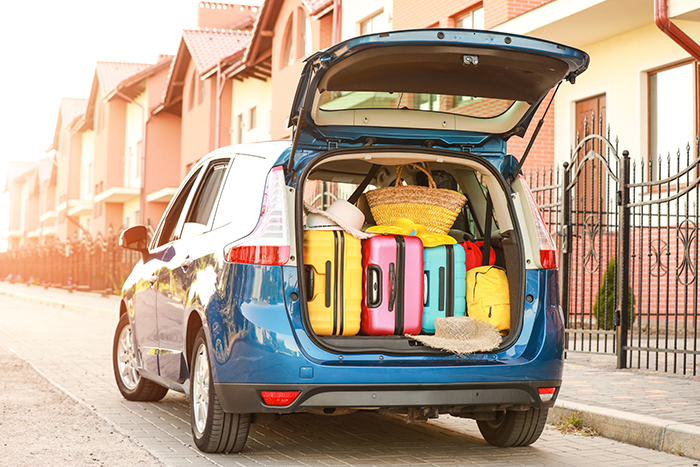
top-left (332, 231), bottom-right (345, 335)
top-left (394, 236), bottom-right (406, 335)
top-left (446, 245), bottom-right (454, 318)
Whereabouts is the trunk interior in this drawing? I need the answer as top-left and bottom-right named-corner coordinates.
top-left (297, 147), bottom-right (525, 356)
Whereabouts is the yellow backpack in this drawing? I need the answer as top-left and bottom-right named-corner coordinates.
top-left (466, 265), bottom-right (510, 333)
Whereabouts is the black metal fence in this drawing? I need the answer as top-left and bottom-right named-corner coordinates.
top-left (528, 125), bottom-right (700, 376)
top-left (0, 227), bottom-right (140, 294)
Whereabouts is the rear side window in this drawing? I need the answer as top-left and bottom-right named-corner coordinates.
top-left (185, 160), bottom-right (230, 227)
top-left (156, 167), bottom-right (202, 247)
top-left (213, 154), bottom-right (272, 241)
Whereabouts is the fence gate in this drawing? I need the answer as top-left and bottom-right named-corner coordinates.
top-left (624, 140), bottom-right (700, 375)
top-left (559, 122), bottom-right (623, 361)
top-left (529, 122), bottom-right (700, 376)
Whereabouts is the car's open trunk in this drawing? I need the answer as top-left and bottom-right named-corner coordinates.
top-left (296, 147), bottom-right (526, 356)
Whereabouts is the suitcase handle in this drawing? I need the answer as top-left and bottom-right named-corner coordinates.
top-left (304, 265), bottom-right (315, 299)
top-left (423, 271), bottom-right (429, 306)
top-left (388, 262), bottom-right (396, 312)
top-left (366, 265), bottom-right (383, 308)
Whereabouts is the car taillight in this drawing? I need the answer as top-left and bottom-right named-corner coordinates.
top-left (224, 166), bottom-right (291, 266)
top-left (260, 391), bottom-right (300, 406)
top-left (520, 175), bottom-right (558, 269)
top-left (538, 387), bottom-right (557, 402)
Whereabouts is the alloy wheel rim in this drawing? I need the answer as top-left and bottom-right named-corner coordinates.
top-left (192, 343), bottom-right (209, 435)
top-left (117, 324), bottom-right (140, 390)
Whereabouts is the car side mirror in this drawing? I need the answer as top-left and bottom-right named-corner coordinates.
top-left (119, 225), bottom-right (150, 259)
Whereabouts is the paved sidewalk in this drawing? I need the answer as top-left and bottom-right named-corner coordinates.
top-left (1, 280), bottom-right (699, 461)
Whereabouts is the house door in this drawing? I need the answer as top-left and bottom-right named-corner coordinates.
top-left (574, 94), bottom-right (607, 225)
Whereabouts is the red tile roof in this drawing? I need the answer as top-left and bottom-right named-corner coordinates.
top-left (4, 161), bottom-right (38, 193)
top-left (95, 61), bottom-right (152, 96)
top-left (182, 29), bottom-right (251, 75)
top-left (59, 98), bottom-right (88, 129)
top-left (302, 0), bottom-right (333, 15)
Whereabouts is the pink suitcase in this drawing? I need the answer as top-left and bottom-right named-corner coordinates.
top-left (361, 235), bottom-right (424, 335)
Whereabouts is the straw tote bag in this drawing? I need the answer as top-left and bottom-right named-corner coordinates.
top-left (365, 163), bottom-right (466, 234)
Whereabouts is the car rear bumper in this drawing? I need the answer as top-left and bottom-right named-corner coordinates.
top-left (214, 380), bottom-right (561, 414)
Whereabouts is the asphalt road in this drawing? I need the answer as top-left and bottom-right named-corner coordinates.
top-left (0, 291), bottom-right (697, 467)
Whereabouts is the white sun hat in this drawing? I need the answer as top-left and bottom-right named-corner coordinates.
top-left (304, 199), bottom-right (373, 240)
top-left (407, 316), bottom-right (502, 355)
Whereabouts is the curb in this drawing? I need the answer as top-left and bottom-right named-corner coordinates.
top-left (549, 399), bottom-right (700, 460)
top-left (0, 287), bottom-right (119, 318)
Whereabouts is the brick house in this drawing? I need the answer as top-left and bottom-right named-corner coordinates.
top-left (6, 0), bottom-right (700, 251)
top-left (3, 162), bottom-right (39, 250)
top-left (158, 3), bottom-right (256, 179)
top-left (50, 97), bottom-right (87, 241)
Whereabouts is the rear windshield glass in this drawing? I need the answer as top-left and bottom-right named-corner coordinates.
top-left (318, 91), bottom-right (515, 119)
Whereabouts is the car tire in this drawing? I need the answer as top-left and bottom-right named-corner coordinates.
top-left (477, 407), bottom-right (548, 447)
top-left (190, 328), bottom-right (251, 453)
top-left (112, 313), bottom-right (169, 402)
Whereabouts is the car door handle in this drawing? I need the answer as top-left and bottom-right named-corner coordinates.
top-left (181, 256), bottom-right (194, 270)
top-left (148, 275), bottom-right (157, 287)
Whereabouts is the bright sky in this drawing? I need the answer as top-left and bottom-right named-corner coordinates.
top-left (0, 0), bottom-right (261, 251)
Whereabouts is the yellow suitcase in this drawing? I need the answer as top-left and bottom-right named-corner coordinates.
top-left (303, 230), bottom-right (362, 335)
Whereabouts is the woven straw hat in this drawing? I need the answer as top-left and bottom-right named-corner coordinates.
top-left (407, 316), bottom-right (502, 355)
top-left (304, 199), bottom-right (373, 240)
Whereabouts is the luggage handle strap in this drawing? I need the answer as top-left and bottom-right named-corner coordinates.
top-left (348, 164), bottom-right (381, 205)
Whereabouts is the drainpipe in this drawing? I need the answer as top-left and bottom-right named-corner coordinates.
top-left (215, 63), bottom-right (227, 148)
top-left (333, 0), bottom-right (342, 44)
top-left (654, 0), bottom-right (700, 62)
top-left (115, 91), bottom-right (147, 225)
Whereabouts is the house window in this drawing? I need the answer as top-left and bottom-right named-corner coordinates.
top-left (125, 141), bottom-right (142, 187)
top-left (249, 106), bottom-right (257, 130)
top-left (360, 10), bottom-right (388, 35)
top-left (189, 70), bottom-right (197, 111)
top-left (236, 113), bottom-right (244, 144)
top-left (199, 78), bottom-right (206, 105)
top-left (99, 102), bottom-right (106, 132)
top-left (456, 6), bottom-right (484, 30)
top-left (282, 14), bottom-right (294, 68)
top-left (299, 8), bottom-right (312, 58)
top-left (649, 62), bottom-right (696, 179)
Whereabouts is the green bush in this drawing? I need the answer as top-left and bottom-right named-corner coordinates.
top-left (592, 258), bottom-right (635, 331)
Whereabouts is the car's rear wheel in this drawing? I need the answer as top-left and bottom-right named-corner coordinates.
top-left (477, 407), bottom-right (548, 447)
top-left (112, 313), bottom-right (169, 401)
top-left (190, 328), bottom-right (251, 453)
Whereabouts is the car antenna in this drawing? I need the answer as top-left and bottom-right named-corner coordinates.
top-left (507, 81), bottom-right (562, 184)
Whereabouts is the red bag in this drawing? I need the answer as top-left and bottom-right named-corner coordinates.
top-left (461, 240), bottom-right (496, 271)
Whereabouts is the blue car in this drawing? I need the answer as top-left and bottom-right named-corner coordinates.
top-left (113, 29), bottom-right (588, 453)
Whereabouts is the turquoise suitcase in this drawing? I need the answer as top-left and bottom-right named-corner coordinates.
top-left (422, 244), bottom-right (467, 334)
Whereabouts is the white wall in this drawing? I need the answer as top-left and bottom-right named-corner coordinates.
top-left (341, 0), bottom-right (393, 40)
top-left (123, 197), bottom-right (141, 228)
top-left (122, 89), bottom-right (147, 228)
top-left (553, 21), bottom-right (700, 167)
top-left (80, 130), bottom-right (94, 200)
top-left (231, 78), bottom-right (272, 144)
top-left (124, 90), bottom-right (147, 188)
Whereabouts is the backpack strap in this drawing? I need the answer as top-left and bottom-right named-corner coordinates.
top-left (482, 192), bottom-right (493, 266)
